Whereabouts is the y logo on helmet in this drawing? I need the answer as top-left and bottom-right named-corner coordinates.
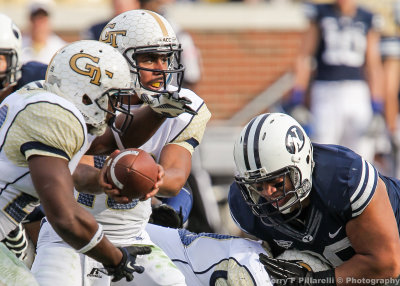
top-left (99, 23), bottom-right (126, 48)
top-left (70, 53), bottom-right (114, 86)
top-left (285, 126), bottom-right (305, 154)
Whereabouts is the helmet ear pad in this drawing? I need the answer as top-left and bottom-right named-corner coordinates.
top-left (233, 113), bottom-right (314, 225)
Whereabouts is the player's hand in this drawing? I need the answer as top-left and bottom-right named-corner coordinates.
top-left (140, 91), bottom-right (197, 118)
top-left (259, 253), bottom-right (310, 285)
top-left (102, 246), bottom-right (152, 282)
top-left (140, 164), bottom-right (164, 201)
top-left (149, 204), bottom-right (183, 228)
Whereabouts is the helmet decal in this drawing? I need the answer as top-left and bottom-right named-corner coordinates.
top-left (70, 53), bottom-right (105, 86)
top-left (99, 23), bottom-right (126, 48)
top-left (285, 125), bottom-right (305, 154)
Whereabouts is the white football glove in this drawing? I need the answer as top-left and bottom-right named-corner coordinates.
top-left (140, 92), bottom-right (197, 118)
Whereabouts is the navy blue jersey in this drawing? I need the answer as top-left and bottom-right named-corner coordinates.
top-left (15, 61), bottom-right (47, 90)
top-left (306, 3), bottom-right (378, 81)
top-left (229, 143), bottom-right (400, 267)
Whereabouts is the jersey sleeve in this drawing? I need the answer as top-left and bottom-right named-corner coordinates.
top-left (168, 103), bottom-right (211, 154)
top-left (347, 158), bottom-right (378, 218)
top-left (4, 102), bottom-right (85, 166)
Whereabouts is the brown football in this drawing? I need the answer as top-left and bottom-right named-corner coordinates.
top-left (106, 148), bottom-right (158, 200)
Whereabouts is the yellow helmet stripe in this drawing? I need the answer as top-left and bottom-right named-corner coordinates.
top-left (146, 11), bottom-right (168, 36)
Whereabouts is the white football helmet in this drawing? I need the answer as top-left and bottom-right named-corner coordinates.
top-left (0, 13), bottom-right (22, 91)
top-left (99, 9), bottom-right (184, 98)
top-left (233, 113), bottom-right (314, 226)
top-left (44, 40), bottom-right (133, 136)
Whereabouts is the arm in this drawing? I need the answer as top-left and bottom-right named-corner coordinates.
top-left (336, 177), bottom-right (400, 283)
top-left (292, 21), bottom-right (319, 92)
top-left (29, 155), bottom-right (122, 266)
top-left (365, 29), bottom-right (384, 107)
top-left (382, 57), bottom-right (400, 133)
top-left (87, 106), bottom-right (166, 155)
top-left (157, 144), bottom-right (192, 197)
top-left (73, 155), bottom-right (106, 195)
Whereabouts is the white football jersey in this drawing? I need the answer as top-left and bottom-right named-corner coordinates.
top-left (0, 87), bottom-right (94, 240)
top-left (146, 224), bottom-right (273, 286)
top-left (75, 87), bottom-right (211, 245)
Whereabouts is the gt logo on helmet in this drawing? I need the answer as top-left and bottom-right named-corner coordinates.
top-left (70, 53), bottom-right (113, 86)
top-left (99, 23), bottom-right (127, 48)
top-left (286, 126), bottom-right (305, 154)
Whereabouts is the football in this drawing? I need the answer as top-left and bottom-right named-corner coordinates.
top-left (106, 148), bottom-right (158, 200)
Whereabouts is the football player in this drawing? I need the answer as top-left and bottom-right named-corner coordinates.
top-left (0, 13), bottom-right (47, 103)
top-left (289, 0), bottom-right (384, 163)
top-left (229, 112), bottom-right (400, 285)
top-left (33, 10), bottom-right (211, 286)
top-left (0, 39), bottom-right (193, 286)
top-left (0, 12), bottom-right (51, 266)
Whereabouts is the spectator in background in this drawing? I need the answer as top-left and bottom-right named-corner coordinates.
top-left (139, 0), bottom-right (202, 90)
top-left (21, 0), bottom-right (66, 64)
top-left (82, 0), bottom-right (140, 41)
top-left (288, 0), bottom-right (384, 163)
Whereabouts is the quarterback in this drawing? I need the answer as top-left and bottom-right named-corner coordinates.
top-left (32, 10), bottom-right (210, 286)
top-left (230, 113), bottom-right (400, 285)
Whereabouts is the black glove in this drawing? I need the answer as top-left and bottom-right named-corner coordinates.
top-left (102, 246), bottom-right (152, 282)
top-left (149, 204), bottom-right (183, 228)
top-left (259, 253), bottom-right (336, 286)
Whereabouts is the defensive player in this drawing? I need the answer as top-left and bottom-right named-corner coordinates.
top-left (291, 0), bottom-right (384, 163)
top-left (229, 112), bottom-right (400, 285)
top-left (32, 10), bottom-right (210, 286)
top-left (0, 39), bottom-right (193, 285)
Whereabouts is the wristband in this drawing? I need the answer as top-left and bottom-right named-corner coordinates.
top-left (77, 224), bottom-right (104, 254)
top-left (290, 87), bottom-right (305, 106)
top-left (371, 99), bottom-right (384, 114)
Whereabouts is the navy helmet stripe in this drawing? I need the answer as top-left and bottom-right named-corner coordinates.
top-left (253, 114), bottom-right (269, 169)
top-left (243, 117), bottom-right (257, 170)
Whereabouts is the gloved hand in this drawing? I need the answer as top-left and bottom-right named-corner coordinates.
top-left (282, 88), bottom-right (305, 113)
top-left (259, 253), bottom-right (336, 286)
top-left (149, 204), bottom-right (183, 228)
top-left (102, 246), bottom-right (152, 282)
top-left (140, 91), bottom-right (197, 118)
top-left (2, 224), bottom-right (28, 260)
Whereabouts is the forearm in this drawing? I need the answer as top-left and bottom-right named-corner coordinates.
top-left (335, 254), bottom-right (395, 285)
top-left (49, 205), bottom-right (122, 267)
top-left (73, 163), bottom-right (103, 194)
top-left (120, 106), bottom-right (166, 148)
top-left (157, 167), bottom-right (188, 197)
